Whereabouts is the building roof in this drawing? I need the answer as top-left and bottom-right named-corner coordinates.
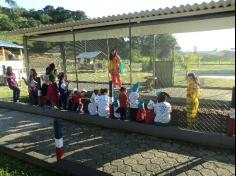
top-left (76, 51), bottom-right (105, 59)
top-left (0, 41), bottom-right (23, 49)
top-left (1, 0), bottom-right (234, 42)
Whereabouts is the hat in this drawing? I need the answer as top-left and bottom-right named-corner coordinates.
top-left (113, 98), bottom-right (119, 108)
top-left (132, 82), bottom-right (140, 92)
top-left (81, 89), bottom-right (87, 93)
top-left (156, 91), bottom-right (162, 98)
top-left (138, 100), bottom-right (145, 109)
top-left (73, 88), bottom-right (78, 94)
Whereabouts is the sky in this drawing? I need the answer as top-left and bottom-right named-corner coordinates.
top-left (1, 0), bottom-right (235, 51)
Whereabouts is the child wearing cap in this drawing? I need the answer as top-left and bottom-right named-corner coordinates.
top-left (154, 92), bottom-right (172, 126)
top-left (136, 100), bottom-right (146, 122)
top-left (97, 88), bottom-right (110, 118)
top-left (129, 83), bottom-right (140, 121)
top-left (113, 98), bottom-right (121, 119)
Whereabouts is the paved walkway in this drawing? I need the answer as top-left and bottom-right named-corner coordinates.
top-left (0, 108), bottom-right (235, 176)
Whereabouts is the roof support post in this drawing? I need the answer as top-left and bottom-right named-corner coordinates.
top-left (20, 49), bottom-right (23, 60)
top-left (60, 44), bottom-right (67, 75)
top-left (1, 47), bottom-right (6, 61)
top-left (23, 36), bottom-right (29, 79)
top-left (72, 28), bottom-right (79, 90)
top-left (107, 39), bottom-right (110, 81)
top-left (129, 18), bottom-right (132, 86)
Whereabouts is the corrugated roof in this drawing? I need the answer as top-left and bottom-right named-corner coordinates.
top-left (76, 51), bottom-right (104, 59)
top-left (1, 0), bottom-right (235, 37)
top-left (0, 41), bottom-right (23, 49)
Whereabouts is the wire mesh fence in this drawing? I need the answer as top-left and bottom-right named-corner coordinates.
top-left (0, 29), bottom-right (235, 135)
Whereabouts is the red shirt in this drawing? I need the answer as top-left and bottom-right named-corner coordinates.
top-left (72, 93), bottom-right (82, 105)
top-left (119, 92), bottom-right (128, 108)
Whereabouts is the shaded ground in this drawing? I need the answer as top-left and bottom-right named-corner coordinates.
top-left (0, 153), bottom-right (58, 176)
top-left (0, 108), bottom-right (235, 176)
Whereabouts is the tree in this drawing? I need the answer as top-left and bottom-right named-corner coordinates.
top-left (155, 34), bottom-right (177, 60)
top-left (0, 13), bottom-right (14, 30)
top-left (5, 0), bottom-right (18, 8)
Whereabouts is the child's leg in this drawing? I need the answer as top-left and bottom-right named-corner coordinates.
top-left (129, 108), bottom-right (138, 121)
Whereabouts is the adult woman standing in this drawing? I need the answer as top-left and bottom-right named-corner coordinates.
top-left (108, 49), bottom-right (122, 88)
top-left (6, 66), bottom-right (20, 102)
top-left (186, 72), bottom-right (201, 129)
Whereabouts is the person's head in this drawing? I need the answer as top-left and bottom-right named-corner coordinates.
top-left (49, 63), bottom-right (55, 71)
top-left (157, 91), bottom-right (171, 103)
top-left (101, 88), bottom-right (109, 95)
top-left (6, 66), bottom-right (13, 75)
top-left (30, 69), bottom-right (37, 78)
top-left (132, 82), bottom-right (140, 93)
top-left (58, 72), bottom-right (65, 81)
top-left (94, 89), bottom-right (99, 95)
top-left (81, 89), bottom-right (87, 96)
top-left (46, 67), bottom-right (51, 75)
top-left (109, 49), bottom-right (117, 60)
top-left (120, 87), bottom-right (127, 94)
top-left (187, 72), bottom-right (200, 86)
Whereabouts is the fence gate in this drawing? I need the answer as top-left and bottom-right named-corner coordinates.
top-left (155, 61), bottom-right (174, 88)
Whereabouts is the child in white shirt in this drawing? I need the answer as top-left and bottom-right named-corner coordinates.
top-left (129, 82), bottom-right (140, 121)
top-left (88, 89), bottom-right (99, 116)
top-left (97, 88), bottom-right (110, 118)
top-left (154, 92), bottom-right (172, 126)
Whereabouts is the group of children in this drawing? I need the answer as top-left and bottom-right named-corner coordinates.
top-left (6, 63), bottom-right (200, 128)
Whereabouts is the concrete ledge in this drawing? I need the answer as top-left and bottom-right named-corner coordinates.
top-left (0, 101), bottom-right (235, 150)
top-left (0, 144), bottom-right (109, 176)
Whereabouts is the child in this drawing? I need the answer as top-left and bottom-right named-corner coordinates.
top-left (129, 83), bottom-right (140, 121)
top-left (119, 87), bottom-right (128, 120)
top-left (72, 90), bottom-right (87, 112)
top-left (41, 67), bottom-right (51, 106)
top-left (113, 98), bottom-right (121, 119)
top-left (58, 72), bottom-right (69, 109)
top-left (97, 88), bottom-right (110, 118)
top-left (22, 69), bottom-right (38, 105)
top-left (154, 92), bottom-right (172, 126)
top-left (136, 100), bottom-right (146, 122)
top-left (186, 73), bottom-right (201, 129)
top-left (47, 73), bottom-right (59, 108)
top-left (88, 90), bottom-right (99, 116)
top-left (66, 90), bottom-right (73, 110)
top-left (6, 66), bottom-right (20, 102)
top-left (145, 100), bottom-right (155, 124)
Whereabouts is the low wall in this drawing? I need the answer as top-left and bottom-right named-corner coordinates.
top-left (0, 101), bottom-right (234, 150)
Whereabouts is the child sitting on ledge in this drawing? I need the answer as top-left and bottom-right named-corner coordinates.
top-left (154, 92), bottom-right (172, 127)
top-left (97, 88), bottom-right (110, 118)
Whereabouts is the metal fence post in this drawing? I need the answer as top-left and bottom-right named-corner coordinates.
top-left (54, 119), bottom-right (65, 161)
top-left (228, 87), bottom-right (235, 136)
top-left (109, 80), bottom-right (114, 118)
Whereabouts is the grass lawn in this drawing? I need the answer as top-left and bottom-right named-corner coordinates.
top-left (0, 153), bottom-right (58, 176)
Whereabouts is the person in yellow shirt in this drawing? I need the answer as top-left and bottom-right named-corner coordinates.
top-left (108, 49), bottom-right (122, 88)
top-left (186, 72), bottom-right (200, 129)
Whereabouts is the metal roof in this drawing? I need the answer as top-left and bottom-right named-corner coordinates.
top-left (1, 0), bottom-right (234, 42)
top-left (0, 40), bottom-right (23, 49)
top-left (76, 51), bottom-right (105, 59)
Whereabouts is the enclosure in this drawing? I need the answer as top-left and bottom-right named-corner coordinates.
top-left (0, 0), bottom-right (235, 135)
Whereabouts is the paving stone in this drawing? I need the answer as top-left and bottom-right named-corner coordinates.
top-left (185, 170), bottom-right (202, 176)
top-left (137, 158), bottom-right (151, 165)
top-left (103, 165), bottom-right (118, 174)
top-left (124, 158), bottom-right (138, 166)
top-left (126, 172), bottom-right (141, 176)
top-left (146, 163), bottom-right (162, 173)
top-left (200, 168), bottom-right (217, 176)
top-left (141, 152), bottom-right (156, 159)
top-left (131, 164), bottom-right (147, 174)
top-left (202, 162), bottom-right (217, 170)
top-left (113, 172), bottom-right (125, 176)
top-left (214, 167), bottom-right (232, 176)
top-left (150, 158), bottom-right (165, 164)
top-left (154, 152), bottom-right (168, 158)
top-left (111, 159), bottom-right (124, 166)
top-left (118, 165), bottom-right (132, 174)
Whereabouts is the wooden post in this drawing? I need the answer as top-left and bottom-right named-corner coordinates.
top-left (60, 44), bottom-right (67, 75)
top-left (2, 47), bottom-right (6, 61)
top-left (129, 18), bottom-right (132, 86)
top-left (20, 49), bottom-right (23, 60)
top-left (23, 36), bottom-right (30, 79)
top-left (107, 39), bottom-right (110, 81)
top-left (72, 28), bottom-right (79, 90)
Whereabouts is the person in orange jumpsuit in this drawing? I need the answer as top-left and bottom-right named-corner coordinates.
top-left (108, 49), bottom-right (122, 88)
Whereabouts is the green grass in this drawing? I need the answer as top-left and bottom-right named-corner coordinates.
top-left (0, 153), bottom-right (58, 176)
